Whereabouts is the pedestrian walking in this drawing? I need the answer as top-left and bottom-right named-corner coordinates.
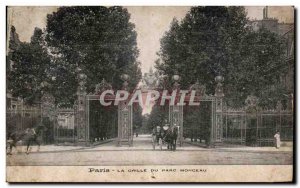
top-left (274, 131), bottom-right (281, 149)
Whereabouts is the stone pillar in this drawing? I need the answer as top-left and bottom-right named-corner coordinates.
top-left (169, 105), bottom-right (183, 146)
top-left (76, 72), bottom-right (88, 145)
top-left (117, 74), bottom-right (133, 146)
top-left (169, 74), bottom-right (183, 146)
top-left (117, 101), bottom-right (133, 146)
top-left (213, 76), bottom-right (224, 145)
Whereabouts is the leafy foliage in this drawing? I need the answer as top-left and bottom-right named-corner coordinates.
top-left (7, 6), bottom-right (143, 140)
top-left (45, 6), bottom-right (143, 139)
top-left (7, 27), bottom-right (51, 104)
top-left (183, 103), bottom-right (211, 142)
top-left (46, 6), bottom-right (142, 107)
top-left (8, 6), bottom-right (143, 107)
top-left (157, 6), bottom-right (287, 108)
top-left (146, 105), bottom-right (168, 130)
top-left (133, 105), bottom-right (143, 132)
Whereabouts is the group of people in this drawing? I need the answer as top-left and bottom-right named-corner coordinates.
top-left (151, 123), bottom-right (179, 151)
top-left (151, 126), bottom-right (281, 149)
top-left (152, 124), bottom-right (169, 144)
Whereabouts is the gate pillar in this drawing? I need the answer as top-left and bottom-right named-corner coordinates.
top-left (169, 105), bottom-right (183, 146)
top-left (169, 73), bottom-right (183, 146)
top-left (75, 72), bottom-right (89, 145)
top-left (117, 74), bottom-right (133, 146)
top-left (117, 101), bottom-right (133, 146)
top-left (213, 76), bottom-right (224, 144)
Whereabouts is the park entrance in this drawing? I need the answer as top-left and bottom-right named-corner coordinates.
top-left (19, 70), bottom-right (291, 148)
top-left (73, 69), bottom-right (225, 147)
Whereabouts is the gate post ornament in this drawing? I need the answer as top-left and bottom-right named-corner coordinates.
top-left (121, 73), bottom-right (130, 91)
top-left (172, 73), bottom-right (180, 90)
top-left (77, 73), bottom-right (87, 95)
top-left (214, 75), bottom-right (224, 97)
top-left (94, 78), bottom-right (113, 95)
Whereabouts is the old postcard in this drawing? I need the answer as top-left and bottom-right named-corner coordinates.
top-left (6, 6), bottom-right (294, 182)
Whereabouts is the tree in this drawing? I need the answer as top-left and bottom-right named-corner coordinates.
top-left (183, 103), bottom-right (212, 143)
top-left (139, 114), bottom-right (150, 134)
top-left (44, 6), bottom-right (142, 140)
top-left (147, 105), bottom-right (168, 130)
top-left (7, 27), bottom-right (52, 104)
top-left (157, 6), bottom-right (286, 108)
top-left (46, 6), bottom-right (141, 107)
top-left (226, 28), bottom-right (286, 107)
top-left (133, 105), bottom-right (143, 133)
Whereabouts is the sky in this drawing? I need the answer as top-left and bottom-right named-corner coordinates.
top-left (7, 6), bottom-right (294, 73)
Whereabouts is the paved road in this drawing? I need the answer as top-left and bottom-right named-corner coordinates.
top-left (7, 135), bottom-right (293, 166)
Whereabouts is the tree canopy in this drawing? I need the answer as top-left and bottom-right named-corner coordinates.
top-left (8, 6), bottom-right (142, 107)
top-left (147, 105), bottom-right (168, 130)
top-left (7, 6), bottom-right (143, 141)
top-left (7, 27), bottom-right (51, 104)
top-left (156, 6), bottom-right (287, 108)
top-left (46, 6), bottom-right (141, 106)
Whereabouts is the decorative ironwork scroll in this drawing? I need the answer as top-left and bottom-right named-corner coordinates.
top-left (141, 68), bottom-right (159, 90)
top-left (94, 78), bottom-right (113, 95)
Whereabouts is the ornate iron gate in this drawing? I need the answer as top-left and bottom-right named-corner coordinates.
top-left (223, 97), bottom-right (294, 146)
top-left (73, 70), bottom-right (225, 147)
top-left (55, 108), bottom-right (76, 143)
top-left (173, 76), bottom-right (224, 147)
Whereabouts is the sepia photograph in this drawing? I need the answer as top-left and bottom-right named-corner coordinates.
top-left (5, 5), bottom-right (295, 182)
